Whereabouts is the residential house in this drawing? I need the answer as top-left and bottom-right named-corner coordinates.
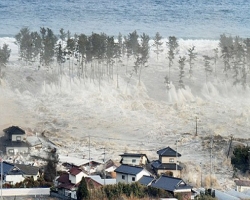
top-left (151, 175), bottom-right (193, 199)
top-left (114, 164), bottom-right (152, 184)
top-left (3, 126), bottom-right (30, 155)
top-left (151, 146), bottom-right (182, 177)
top-left (85, 175), bottom-right (116, 189)
top-left (235, 180), bottom-right (250, 192)
top-left (138, 175), bottom-right (155, 186)
top-left (0, 161), bottom-right (40, 185)
top-left (55, 167), bottom-right (87, 199)
top-left (119, 153), bottom-right (150, 166)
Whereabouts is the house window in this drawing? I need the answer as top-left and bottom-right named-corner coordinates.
top-left (16, 136), bottom-right (21, 141)
top-left (132, 177), bottom-right (135, 181)
top-left (169, 158), bottom-right (174, 163)
top-left (132, 159), bottom-right (136, 163)
top-left (122, 175), bottom-right (125, 180)
top-left (8, 149), bottom-right (14, 154)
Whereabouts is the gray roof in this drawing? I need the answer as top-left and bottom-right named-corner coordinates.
top-left (0, 162), bottom-right (39, 176)
top-left (114, 164), bottom-right (144, 175)
top-left (151, 175), bottom-right (192, 192)
top-left (151, 160), bottom-right (182, 170)
top-left (15, 163), bottom-right (40, 176)
top-left (3, 126), bottom-right (25, 135)
top-left (138, 175), bottom-right (155, 186)
top-left (157, 147), bottom-right (181, 157)
top-left (5, 141), bottom-right (30, 148)
top-left (119, 153), bottom-right (147, 157)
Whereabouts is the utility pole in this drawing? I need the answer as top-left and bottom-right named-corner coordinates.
top-left (210, 136), bottom-right (213, 189)
top-left (102, 147), bottom-right (106, 186)
top-left (176, 140), bottom-right (178, 176)
top-left (200, 162), bottom-right (202, 188)
top-left (195, 116), bottom-right (198, 136)
top-left (88, 135), bottom-right (91, 175)
top-left (0, 150), bottom-right (3, 200)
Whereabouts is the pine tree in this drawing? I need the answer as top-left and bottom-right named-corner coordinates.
top-left (0, 44), bottom-right (11, 77)
top-left (178, 56), bottom-right (186, 89)
top-left (166, 36), bottom-right (178, 87)
top-left (203, 55), bottom-right (212, 83)
top-left (187, 46), bottom-right (197, 78)
top-left (77, 177), bottom-right (89, 200)
top-left (213, 48), bottom-right (219, 77)
top-left (153, 32), bottom-right (163, 61)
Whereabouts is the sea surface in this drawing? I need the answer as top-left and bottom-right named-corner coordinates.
top-left (0, 0), bottom-right (250, 39)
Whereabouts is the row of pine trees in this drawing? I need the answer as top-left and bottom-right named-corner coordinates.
top-left (1, 28), bottom-right (250, 90)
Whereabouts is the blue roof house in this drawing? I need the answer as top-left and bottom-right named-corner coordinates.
top-left (114, 164), bottom-right (152, 184)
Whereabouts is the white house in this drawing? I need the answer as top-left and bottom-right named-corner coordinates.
top-left (119, 153), bottom-right (150, 166)
top-left (235, 180), bottom-right (250, 192)
top-left (68, 167), bottom-right (87, 184)
top-left (1, 161), bottom-right (40, 185)
top-left (3, 126), bottom-right (30, 155)
top-left (151, 146), bottom-right (182, 177)
top-left (114, 164), bottom-right (152, 184)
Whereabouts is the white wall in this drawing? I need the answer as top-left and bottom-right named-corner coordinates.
top-left (69, 172), bottom-right (85, 184)
top-left (5, 174), bottom-right (24, 184)
top-left (116, 169), bottom-right (151, 184)
top-left (11, 134), bottom-right (24, 141)
top-left (122, 156), bottom-right (141, 166)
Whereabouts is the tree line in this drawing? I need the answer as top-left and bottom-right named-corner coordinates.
top-left (1, 28), bottom-right (250, 90)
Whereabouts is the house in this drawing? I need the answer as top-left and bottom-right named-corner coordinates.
top-left (119, 153), bottom-right (150, 166)
top-left (151, 146), bottom-right (182, 177)
top-left (85, 175), bottom-right (116, 189)
top-left (138, 175), bottom-right (155, 186)
top-left (55, 167), bottom-right (87, 199)
top-left (114, 164), bottom-right (152, 184)
top-left (235, 180), bottom-right (250, 192)
top-left (151, 175), bottom-right (193, 199)
top-left (3, 126), bottom-right (30, 155)
top-left (0, 161), bottom-right (40, 185)
top-left (59, 154), bottom-right (102, 174)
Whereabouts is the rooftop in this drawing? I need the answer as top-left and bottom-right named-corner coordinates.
top-left (157, 147), bottom-right (181, 157)
top-left (114, 164), bottom-right (144, 175)
top-left (3, 126), bottom-right (25, 135)
top-left (151, 175), bottom-right (192, 192)
top-left (151, 160), bottom-right (183, 170)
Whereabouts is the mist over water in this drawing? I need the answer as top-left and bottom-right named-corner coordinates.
top-left (0, 0), bottom-right (250, 38)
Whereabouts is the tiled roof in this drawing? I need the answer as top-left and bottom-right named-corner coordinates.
top-left (235, 180), bottom-right (250, 187)
top-left (151, 160), bottom-right (183, 170)
top-left (69, 167), bottom-right (82, 176)
top-left (151, 175), bottom-right (192, 192)
top-left (57, 173), bottom-right (70, 183)
top-left (15, 163), bottom-right (39, 176)
top-left (1, 162), bottom-right (15, 175)
top-left (119, 153), bottom-right (147, 157)
top-left (114, 164), bottom-right (144, 175)
top-left (87, 175), bottom-right (116, 185)
top-left (157, 147), bottom-right (181, 157)
top-left (3, 126), bottom-right (25, 135)
top-left (138, 175), bottom-right (155, 186)
top-left (5, 141), bottom-right (30, 148)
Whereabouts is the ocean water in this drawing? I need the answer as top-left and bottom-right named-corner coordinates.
top-left (0, 0), bottom-right (250, 39)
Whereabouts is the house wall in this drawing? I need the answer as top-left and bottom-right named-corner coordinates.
top-left (23, 172), bottom-right (39, 181)
top-left (157, 169), bottom-right (180, 177)
top-left (160, 156), bottom-right (177, 164)
top-left (237, 185), bottom-right (250, 192)
top-left (121, 156), bottom-right (142, 166)
top-left (116, 169), bottom-right (151, 184)
top-left (69, 172), bottom-right (85, 184)
top-left (6, 146), bottom-right (29, 155)
top-left (5, 174), bottom-right (24, 184)
top-left (11, 134), bottom-right (24, 142)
